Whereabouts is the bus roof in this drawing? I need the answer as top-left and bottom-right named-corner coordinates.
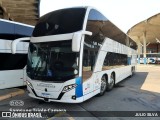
top-left (0, 19), bottom-right (34, 37)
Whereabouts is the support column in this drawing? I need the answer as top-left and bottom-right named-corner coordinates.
top-left (143, 32), bottom-right (147, 64)
top-left (137, 40), bottom-right (142, 64)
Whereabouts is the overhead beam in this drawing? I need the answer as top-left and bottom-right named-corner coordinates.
top-left (4, 6), bottom-right (38, 10)
top-left (14, 16), bottom-right (38, 20)
top-left (1, 0), bottom-right (38, 4)
top-left (6, 9), bottom-right (38, 13)
top-left (6, 10), bottom-right (38, 15)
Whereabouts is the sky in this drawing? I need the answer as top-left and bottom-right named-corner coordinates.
top-left (40, 0), bottom-right (160, 33)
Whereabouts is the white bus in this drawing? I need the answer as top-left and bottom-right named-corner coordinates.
top-left (0, 19), bottom-right (33, 89)
top-left (138, 53), bottom-right (160, 64)
top-left (13, 7), bottom-right (137, 103)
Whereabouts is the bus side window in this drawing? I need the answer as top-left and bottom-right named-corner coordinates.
top-left (83, 9), bottom-right (106, 81)
top-left (103, 52), bottom-right (128, 70)
top-left (83, 49), bottom-right (92, 81)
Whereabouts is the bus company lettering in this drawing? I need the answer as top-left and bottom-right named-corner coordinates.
top-left (37, 83), bottom-right (55, 88)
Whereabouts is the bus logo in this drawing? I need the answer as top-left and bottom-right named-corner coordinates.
top-left (37, 83), bottom-right (55, 88)
top-left (2, 112), bottom-right (11, 117)
top-left (9, 100), bottom-right (24, 106)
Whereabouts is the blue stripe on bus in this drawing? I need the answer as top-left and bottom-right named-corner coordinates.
top-left (75, 77), bottom-right (83, 98)
top-left (127, 57), bottom-right (131, 65)
top-left (143, 57), bottom-right (147, 64)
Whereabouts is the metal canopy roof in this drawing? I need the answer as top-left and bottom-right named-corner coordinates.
top-left (0, 0), bottom-right (40, 25)
top-left (127, 13), bottom-right (160, 44)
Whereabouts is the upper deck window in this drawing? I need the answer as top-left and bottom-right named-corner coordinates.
top-left (33, 8), bottom-right (86, 37)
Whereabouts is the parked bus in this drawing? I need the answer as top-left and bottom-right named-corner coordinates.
top-left (138, 53), bottom-right (160, 64)
top-left (0, 19), bottom-right (33, 89)
top-left (12, 7), bottom-right (137, 103)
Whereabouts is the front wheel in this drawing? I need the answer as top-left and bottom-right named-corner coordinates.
top-left (106, 73), bottom-right (115, 91)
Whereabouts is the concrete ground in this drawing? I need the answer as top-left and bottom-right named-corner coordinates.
top-left (0, 65), bottom-right (160, 120)
top-left (138, 64), bottom-right (160, 93)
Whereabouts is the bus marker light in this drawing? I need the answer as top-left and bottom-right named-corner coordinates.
top-left (26, 81), bottom-right (33, 89)
top-left (71, 95), bottom-right (76, 100)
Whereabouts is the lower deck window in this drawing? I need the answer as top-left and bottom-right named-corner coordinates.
top-left (0, 53), bottom-right (27, 70)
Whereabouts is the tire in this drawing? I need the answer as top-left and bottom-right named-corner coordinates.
top-left (106, 73), bottom-right (115, 91)
top-left (130, 67), bottom-right (135, 77)
top-left (98, 75), bottom-right (107, 96)
top-left (132, 67), bottom-right (135, 75)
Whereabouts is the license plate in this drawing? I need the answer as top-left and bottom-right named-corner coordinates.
top-left (41, 93), bottom-right (51, 98)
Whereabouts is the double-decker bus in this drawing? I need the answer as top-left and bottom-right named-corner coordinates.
top-left (12, 7), bottom-right (137, 103)
top-left (0, 19), bottom-right (33, 89)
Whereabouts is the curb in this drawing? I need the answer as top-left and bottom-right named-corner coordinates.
top-left (0, 89), bottom-right (25, 101)
top-left (47, 112), bottom-right (74, 120)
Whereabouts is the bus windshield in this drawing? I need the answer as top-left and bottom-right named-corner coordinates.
top-left (27, 40), bottom-right (79, 82)
top-left (32, 8), bottom-right (86, 37)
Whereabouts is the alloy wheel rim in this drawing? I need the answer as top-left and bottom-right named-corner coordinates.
top-left (110, 75), bottom-right (114, 87)
top-left (101, 77), bottom-right (106, 93)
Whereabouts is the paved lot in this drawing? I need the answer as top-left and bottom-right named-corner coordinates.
top-left (138, 65), bottom-right (160, 93)
top-left (0, 65), bottom-right (160, 120)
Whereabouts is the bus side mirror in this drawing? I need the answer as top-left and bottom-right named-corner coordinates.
top-left (11, 37), bottom-right (30, 54)
top-left (72, 31), bottom-right (92, 52)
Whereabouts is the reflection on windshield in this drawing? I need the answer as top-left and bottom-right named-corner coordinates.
top-left (32, 8), bottom-right (86, 37)
top-left (27, 40), bottom-right (79, 82)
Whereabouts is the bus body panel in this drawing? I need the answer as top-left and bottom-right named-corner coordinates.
top-left (0, 40), bottom-right (29, 89)
top-left (27, 77), bottom-right (84, 103)
top-left (0, 70), bottom-right (25, 89)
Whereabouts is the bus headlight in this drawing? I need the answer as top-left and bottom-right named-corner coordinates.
top-left (62, 84), bottom-right (77, 93)
top-left (26, 81), bottom-right (33, 89)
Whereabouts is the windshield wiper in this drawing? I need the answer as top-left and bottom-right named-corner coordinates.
top-left (34, 57), bottom-right (41, 77)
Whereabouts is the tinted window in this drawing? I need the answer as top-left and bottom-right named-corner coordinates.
top-left (85, 9), bottom-right (107, 47)
top-left (33, 8), bottom-right (86, 37)
top-left (0, 53), bottom-right (27, 70)
top-left (83, 9), bottom-right (106, 80)
top-left (85, 9), bottom-right (137, 50)
top-left (82, 45), bottom-right (98, 80)
top-left (128, 38), bottom-right (137, 50)
top-left (27, 40), bottom-right (79, 81)
top-left (103, 52), bottom-right (128, 70)
top-left (0, 34), bottom-right (29, 40)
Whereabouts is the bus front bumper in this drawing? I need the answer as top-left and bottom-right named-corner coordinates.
top-left (27, 86), bottom-right (84, 103)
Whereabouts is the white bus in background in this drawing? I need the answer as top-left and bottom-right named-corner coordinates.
top-left (12, 7), bottom-right (137, 103)
top-left (139, 53), bottom-right (160, 64)
top-left (147, 53), bottom-right (160, 64)
top-left (0, 19), bottom-right (33, 89)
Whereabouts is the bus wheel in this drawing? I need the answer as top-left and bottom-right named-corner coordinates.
top-left (106, 73), bottom-right (115, 91)
top-left (99, 75), bottom-right (107, 96)
top-left (130, 67), bottom-right (135, 77)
